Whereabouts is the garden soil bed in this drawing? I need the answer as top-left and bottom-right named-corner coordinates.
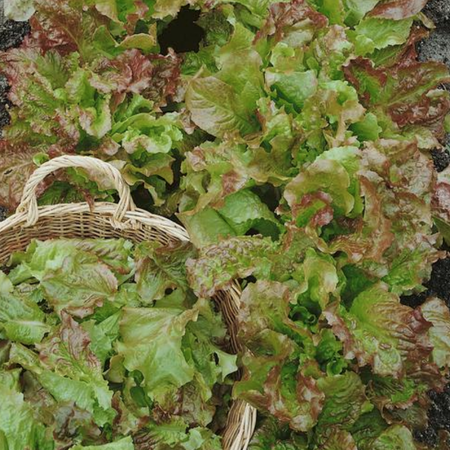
top-left (1, 2), bottom-right (450, 446)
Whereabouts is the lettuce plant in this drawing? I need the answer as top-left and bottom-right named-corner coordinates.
top-left (0, 238), bottom-right (237, 449)
top-left (1, 0), bottom-right (450, 448)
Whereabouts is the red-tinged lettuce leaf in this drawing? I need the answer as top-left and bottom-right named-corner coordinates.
top-left (330, 176), bottom-right (394, 264)
top-left (372, 26), bottom-right (430, 69)
top-left (29, 0), bottom-right (154, 60)
top-left (24, 383), bottom-right (104, 448)
top-left (180, 302), bottom-right (238, 420)
top-left (237, 280), bottom-right (312, 345)
top-left (284, 159), bottom-right (355, 218)
top-left (95, 49), bottom-right (154, 104)
top-left (297, 81), bottom-right (366, 152)
top-left (90, 0), bottom-right (150, 31)
top-left (180, 137), bottom-right (283, 237)
top-left (433, 182), bottom-right (450, 225)
top-left (10, 314), bottom-right (116, 427)
top-left (366, 374), bottom-right (429, 417)
top-left (234, 334), bottom-right (324, 432)
top-left (234, 281), bottom-right (321, 432)
top-left (292, 192), bottom-right (334, 229)
top-left (10, 238), bottom-right (134, 284)
top-left (179, 138), bottom-right (290, 222)
top-left (343, 57), bottom-right (387, 107)
top-left (151, 0), bottom-right (186, 19)
top-left (144, 52), bottom-right (182, 107)
top-left (419, 297), bottom-right (450, 369)
top-left (363, 373), bottom-right (442, 433)
top-left (324, 283), bottom-right (434, 378)
top-left (186, 236), bottom-right (277, 298)
top-left (1, 48), bottom-right (92, 145)
top-left (82, 312), bottom-right (121, 368)
top-left (0, 142), bottom-right (48, 211)
top-left (134, 240), bottom-right (196, 304)
top-left (345, 57), bottom-right (450, 142)
top-left (369, 0), bottom-right (429, 20)
top-left (66, 238), bottom-right (134, 283)
top-left (432, 166), bottom-right (450, 231)
top-left (255, 0), bottom-right (328, 45)
top-left (179, 142), bottom-right (250, 215)
top-left (31, 0), bottom-right (101, 60)
top-left (356, 140), bottom-right (442, 294)
top-left (352, 413), bottom-right (420, 450)
top-left (269, 224), bottom-right (317, 282)
top-left (38, 311), bottom-right (106, 378)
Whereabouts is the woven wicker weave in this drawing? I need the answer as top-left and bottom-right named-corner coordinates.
top-left (0, 155), bottom-right (257, 450)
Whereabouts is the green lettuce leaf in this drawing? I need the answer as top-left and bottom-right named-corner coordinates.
top-left (293, 248), bottom-right (339, 309)
top-left (186, 75), bottom-right (260, 138)
top-left (116, 305), bottom-right (199, 400)
top-left (351, 17), bottom-right (413, 55)
top-left (0, 290), bottom-right (51, 344)
top-left (365, 424), bottom-right (419, 450)
top-left (316, 372), bottom-right (371, 434)
top-left (0, 370), bottom-right (53, 450)
top-left (71, 437), bottom-right (135, 449)
top-left (132, 419), bottom-right (222, 450)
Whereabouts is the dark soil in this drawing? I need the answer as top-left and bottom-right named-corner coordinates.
top-left (415, 3), bottom-right (450, 443)
top-left (0, 20), bottom-right (30, 221)
top-left (423, 0), bottom-right (450, 24)
top-left (0, 20), bottom-right (30, 51)
top-left (0, 20), bottom-right (30, 139)
top-left (0, 4), bottom-right (450, 446)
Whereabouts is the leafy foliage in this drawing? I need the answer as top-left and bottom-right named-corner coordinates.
top-left (0, 238), bottom-right (237, 449)
top-left (1, 0), bottom-right (450, 448)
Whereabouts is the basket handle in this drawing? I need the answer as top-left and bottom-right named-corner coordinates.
top-left (16, 155), bottom-right (135, 226)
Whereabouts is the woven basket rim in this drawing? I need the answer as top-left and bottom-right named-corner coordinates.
top-left (0, 155), bottom-right (257, 449)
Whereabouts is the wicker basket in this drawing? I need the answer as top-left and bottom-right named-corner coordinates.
top-left (0, 155), bottom-right (257, 450)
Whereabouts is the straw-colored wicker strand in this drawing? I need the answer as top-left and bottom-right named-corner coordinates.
top-left (0, 155), bottom-right (258, 449)
top-left (16, 155), bottom-right (136, 227)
